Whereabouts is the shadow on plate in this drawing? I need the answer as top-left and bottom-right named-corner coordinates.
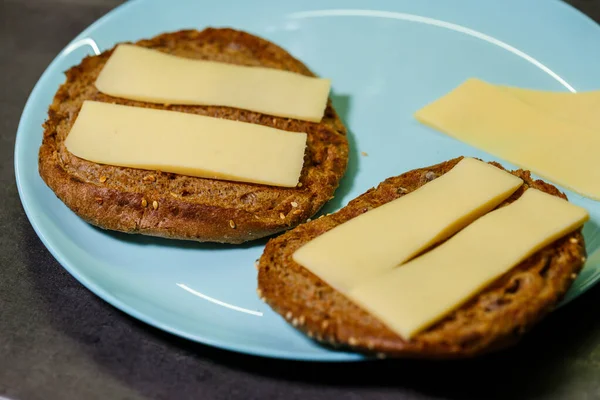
top-left (318, 93), bottom-right (360, 215)
top-left (92, 225), bottom-right (270, 251)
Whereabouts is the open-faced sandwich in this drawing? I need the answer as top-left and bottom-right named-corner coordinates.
top-left (39, 28), bottom-right (348, 243)
top-left (258, 157), bottom-right (588, 358)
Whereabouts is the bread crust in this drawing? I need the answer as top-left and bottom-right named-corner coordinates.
top-left (38, 29), bottom-right (349, 243)
top-left (258, 157), bottom-right (587, 358)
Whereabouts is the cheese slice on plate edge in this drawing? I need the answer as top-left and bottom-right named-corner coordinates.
top-left (348, 188), bottom-right (589, 340)
top-left (64, 101), bottom-right (307, 187)
top-left (414, 78), bottom-right (600, 200)
top-left (292, 157), bottom-right (523, 293)
top-left (95, 44), bottom-right (331, 122)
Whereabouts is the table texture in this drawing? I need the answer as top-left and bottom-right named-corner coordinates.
top-left (2, 1), bottom-right (600, 399)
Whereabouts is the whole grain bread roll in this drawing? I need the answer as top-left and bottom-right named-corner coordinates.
top-left (258, 157), bottom-right (587, 358)
top-left (39, 29), bottom-right (349, 243)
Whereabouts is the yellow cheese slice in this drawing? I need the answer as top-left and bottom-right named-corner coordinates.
top-left (415, 78), bottom-right (600, 200)
top-left (64, 101), bottom-right (307, 187)
top-left (500, 85), bottom-right (600, 130)
top-left (349, 188), bottom-right (589, 339)
top-left (292, 158), bottom-right (523, 293)
top-left (95, 44), bottom-right (331, 122)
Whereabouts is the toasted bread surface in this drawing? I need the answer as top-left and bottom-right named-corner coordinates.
top-left (39, 29), bottom-right (348, 243)
top-left (258, 157), bottom-right (586, 358)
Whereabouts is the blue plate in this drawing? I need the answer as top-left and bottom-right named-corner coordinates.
top-left (14, 0), bottom-right (600, 361)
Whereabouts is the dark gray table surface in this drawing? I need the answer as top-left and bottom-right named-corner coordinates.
top-left (2, 1), bottom-right (600, 399)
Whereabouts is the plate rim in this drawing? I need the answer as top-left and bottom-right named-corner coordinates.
top-left (13, 0), bottom-right (600, 361)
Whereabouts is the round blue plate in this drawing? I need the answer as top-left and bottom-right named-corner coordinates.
top-left (14, 0), bottom-right (600, 361)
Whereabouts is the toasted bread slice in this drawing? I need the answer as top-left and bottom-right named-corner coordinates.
top-left (39, 29), bottom-right (348, 243)
top-left (257, 157), bottom-right (586, 358)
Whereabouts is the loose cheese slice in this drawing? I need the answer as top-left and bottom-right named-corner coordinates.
top-left (292, 158), bottom-right (523, 293)
top-left (415, 78), bottom-right (600, 200)
top-left (500, 85), bottom-right (600, 130)
top-left (95, 44), bottom-right (331, 122)
top-left (349, 189), bottom-right (589, 339)
top-left (64, 101), bottom-right (307, 187)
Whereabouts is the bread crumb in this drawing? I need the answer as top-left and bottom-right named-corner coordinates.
top-left (254, 260), bottom-right (259, 270)
top-left (99, 176), bottom-right (107, 183)
top-left (307, 218), bottom-right (312, 222)
top-left (297, 182), bottom-right (303, 187)
top-left (293, 209), bottom-right (302, 215)
top-left (229, 220), bottom-right (236, 229)
top-left (361, 151), bottom-right (368, 157)
top-left (307, 331), bottom-right (314, 338)
top-left (367, 341), bottom-right (375, 350)
top-left (321, 320), bottom-right (329, 330)
top-left (298, 315), bottom-right (305, 325)
top-left (169, 192), bottom-right (178, 198)
top-left (292, 318), bottom-right (299, 327)
top-left (141, 198), bottom-right (148, 208)
top-left (582, 256), bottom-right (587, 263)
top-left (286, 311), bottom-right (293, 320)
top-left (279, 212), bottom-right (285, 219)
top-left (569, 237), bottom-right (578, 244)
top-left (95, 197), bottom-right (103, 205)
top-left (256, 288), bottom-right (262, 298)
top-left (291, 201), bottom-right (298, 208)
top-left (152, 200), bottom-right (158, 210)
top-left (348, 337), bottom-right (358, 346)
top-left (571, 273), bottom-right (578, 279)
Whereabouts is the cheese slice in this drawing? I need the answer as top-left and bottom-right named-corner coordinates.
top-left (349, 189), bottom-right (589, 339)
top-left (95, 44), bottom-right (331, 122)
top-left (64, 101), bottom-right (307, 187)
top-left (500, 85), bottom-right (600, 130)
top-left (292, 158), bottom-right (523, 293)
top-left (415, 78), bottom-right (600, 200)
